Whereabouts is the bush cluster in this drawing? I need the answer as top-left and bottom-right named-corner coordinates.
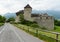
top-left (0, 15), bottom-right (6, 23)
top-left (20, 20), bottom-right (39, 28)
top-left (54, 19), bottom-right (60, 26)
top-left (19, 14), bottom-right (39, 28)
top-left (6, 17), bottom-right (15, 22)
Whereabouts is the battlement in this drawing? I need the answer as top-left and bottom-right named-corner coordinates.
top-left (40, 16), bottom-right (54, 20)
top-left (39, 13), bottom-right (54, 20)
top-left (31, 13), bottom-right (54, 20)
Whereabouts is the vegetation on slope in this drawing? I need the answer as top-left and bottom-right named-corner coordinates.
top-left (0, 15), bottom-right (6, 23)
top-left (54, 19), bottom-right (60, 32)
top-left (19, 14), bottom-right (40, 28)
top-left (54, 19), bottom-right (60, 26)
top-left (14, 24), bottom-right (60, 42)
top-left (7, 17), bottom-right (15, 22)
top-left (0, 15), bottom-right (6, 26)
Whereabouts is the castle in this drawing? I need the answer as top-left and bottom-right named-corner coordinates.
top-left (16, 4), bottom-right (54, 30)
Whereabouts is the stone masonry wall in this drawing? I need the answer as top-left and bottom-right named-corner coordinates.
top-left (24, 8), bottom-right (32, 21)
top-left (34, 15), bottom-right (54, 30)
top-left (15, 15), bottom-right (20, 22)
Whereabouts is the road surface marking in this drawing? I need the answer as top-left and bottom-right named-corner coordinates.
top-left (12, 28), bottom-right (25, 42)
top-left (0, 26), bottom-right (5, 34)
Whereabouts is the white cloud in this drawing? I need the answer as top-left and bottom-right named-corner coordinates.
top-left (0, 0), bottom-right (60, 15)
top-left (0, 0), bottom-right (28, 15)
top-left (30, 0), bottom-right (60, 10)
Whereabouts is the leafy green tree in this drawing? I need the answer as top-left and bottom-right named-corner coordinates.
top-left (0, 15), bottom-right (6, 23)
top-left (2, 17), bottom-right (6, 23)
top-left (0, 15), bottom-right (3, 22)
top-left (19, 14), bottom-right (39, 28)
top-left (30, 23), bottom-right (39, 28)
top-left (7, 17), bottom-right (15, 22)
top-left (57, 21), bottom-right (60, 26)
top-left (54, 19), bottom-right (60, 26)
top-left (19, 14), bottom-right (24, 22)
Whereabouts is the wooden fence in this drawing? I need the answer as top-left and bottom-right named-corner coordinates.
top-left (14, 24), bottom-right (60, 42)
top-left (22, 27), bottom-right (60, 42)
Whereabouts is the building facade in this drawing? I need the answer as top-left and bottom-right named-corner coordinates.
top-left (16, 4), bottom-right (54, 30)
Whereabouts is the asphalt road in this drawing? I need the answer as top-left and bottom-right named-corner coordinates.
top-left (0, 23), bottom-right (44, 42)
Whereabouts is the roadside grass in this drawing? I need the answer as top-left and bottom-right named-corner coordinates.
top-left (53, 26), bottom-right (60, 32)
top-left (0, 23), bottom-right (4, 26)
top-left (13, 24), bottom-right (60, 42)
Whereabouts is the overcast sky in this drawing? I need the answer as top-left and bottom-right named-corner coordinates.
top-left (0, 0), bottom-right (60, 15)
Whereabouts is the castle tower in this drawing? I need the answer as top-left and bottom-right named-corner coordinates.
top-left (24, 4), bottom-right (32, 21)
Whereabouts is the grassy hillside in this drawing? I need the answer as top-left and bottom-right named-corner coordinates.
top-left (54, 26), bottom-right (60, 32)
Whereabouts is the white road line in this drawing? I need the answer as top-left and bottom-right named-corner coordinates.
top-left (0, 26), bottom-right (5, 34)
top-left (9, 23), bottom-right (25, 42)
top-left (12, 28), bottom-right (25, 42)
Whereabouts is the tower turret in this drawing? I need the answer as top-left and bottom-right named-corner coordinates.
top-left (24, 4), bottom-right (32, 21)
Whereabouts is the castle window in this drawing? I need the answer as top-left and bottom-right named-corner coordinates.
top-left (46, 17), bottom-right (48, 19)
top-left (40, 17), bottom-right (42, 19)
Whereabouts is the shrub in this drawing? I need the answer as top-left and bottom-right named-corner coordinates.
top-left (19, 14), bottom-right (24, 22)
top-left (41, 27), bottom-right (47, 30)
top-left (54, 19), bottom-right (60, 26)
top-left (30, 23), bottom-right (39, 28)
top-left (19, 14), bottom-right (39, 28)
top-left (0, 15), bottom-right (6, 23)
top-left (7, 17), bottom-right (15, 22)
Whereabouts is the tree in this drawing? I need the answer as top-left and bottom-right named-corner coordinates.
top-left (2, 17), bottom-right (6, 23)
top-left (0, 15), bottom-right (6, 23)
top-left (54, 19), bottom-right (58, 25)
top-left (19, 14), bottom-right (24, 22)
top-left (57, 21), bottom-right (60, 26)
top-left (0, 15), bottom-right (3, 22)
top-left (7, 17), bottom-right (15, 22)
top-left (54, 19), bottom-right (60, 26)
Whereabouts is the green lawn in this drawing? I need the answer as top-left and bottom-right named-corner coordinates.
top-left (13, 24), bottom-right (60, 42)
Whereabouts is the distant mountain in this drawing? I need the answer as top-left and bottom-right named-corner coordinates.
top-left (32, 10), bottom-right (60, 19)
top-left (3, 10), bottom-right (60, 20)
top-left (4, 13), bottom-right (16, 19)
top-left (46, 10), bottom-right (60, 19)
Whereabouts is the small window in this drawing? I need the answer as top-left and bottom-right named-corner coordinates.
top-left (40, 17), bottom-right (42, 19)
top-left (46, 17), bottom-right (48, 19)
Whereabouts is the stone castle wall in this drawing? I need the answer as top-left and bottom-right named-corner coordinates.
top-left (15, 15), bottom-right (20, 22)
top-left (16, 4), bottom-right (54, 30)
top-left (28, 14), bottom-right (54, 30)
